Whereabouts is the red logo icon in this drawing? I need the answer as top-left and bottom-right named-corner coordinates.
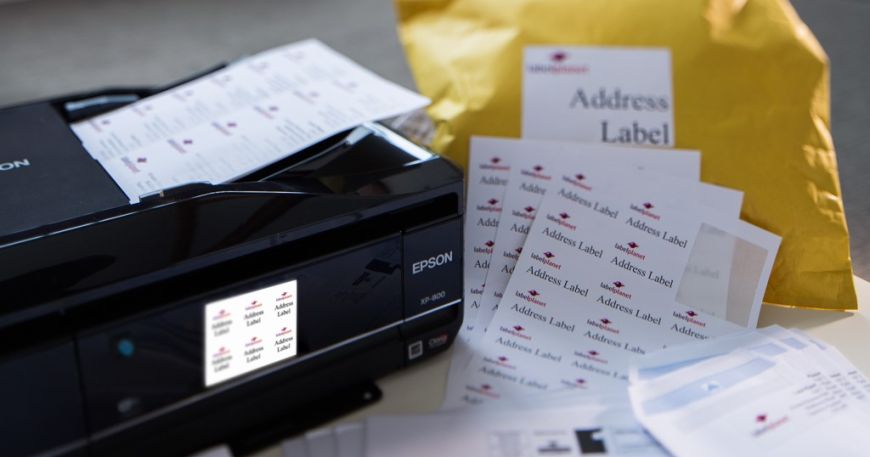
top-left (533, 165), bottom-right (544, 172)
top-left (485, 240), bottom-right (495, 247)
top-left (498, 356), bottom-right (508, 362)
top-left (576, 378), bottom-right (586, 384)
top-left (183, 139), bottom-right (193, 145)
top-left (481, 384), bottom-right (491, 390)
top-left (515, 247), bottom-right (523, 254)
top-left (137, 157), bottom-right (147, 163)
top-left (513, 325), bottom-right (524, 332)
top-left (756, 414), bottom-right (767, 423)
top-left (491, 157), bottom-right (501, 164)
top-left (543, 251), bottom-right (554, 258)
top-left (551, 51), bottom-right (567, 62)
top-left (600, 318), bottom-right (612, 325)
top-left (643, 202), bottom-right (654, 209)
top-left (687, 310), bottom-right (698, 317)
top-left (628, 242), bottom-right (639, 249)
top-left (227, 122), bottom-right (237, 128)
top-left (524, 206), bottom-right (535, 213)
top-left (575, 173), bottom-right (585, 180)
top-left (487, 198), bottom-right (498, 205)
top-left (588, 350), bottom-right (599, 356)
top-left (559, 212), bottom-right (570, 219)
top-left (613, 281), bottom-right (625, 288)
top-left (528, 290), bottom-right (540, 297)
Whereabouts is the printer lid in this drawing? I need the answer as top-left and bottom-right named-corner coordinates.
top-left (0, 121), bottom-right (461, 330)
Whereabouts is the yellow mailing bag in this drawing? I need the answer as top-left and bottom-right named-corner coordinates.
top-left (395, 0), bottom-right (856, 310)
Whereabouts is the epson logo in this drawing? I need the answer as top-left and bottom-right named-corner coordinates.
top-left (0, 159), bottom-right (30, 172)
top-left (412, 251), bottom-right (454, 275)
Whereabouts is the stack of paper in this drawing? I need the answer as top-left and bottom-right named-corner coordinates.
top-left (265, 327), bottom-right (868, 457)
top-left (71, 39), bottom-right (429, 203)
top-left (275, 391), bottom-right (667, 457)
top-left (628, 326), bottom-right (870, 456)
top-left (445, 135), bottom-right (782, 409)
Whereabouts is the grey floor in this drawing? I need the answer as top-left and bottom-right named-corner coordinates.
top-left (1, 0), bottom-right (868, 279)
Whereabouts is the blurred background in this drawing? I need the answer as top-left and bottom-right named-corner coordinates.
top-left (0, 0), bottom-right (867, 279)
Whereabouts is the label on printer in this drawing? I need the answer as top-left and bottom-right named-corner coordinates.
top-left (204, 279), bottom-right (298, 387)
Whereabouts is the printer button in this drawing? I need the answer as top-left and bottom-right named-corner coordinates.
top-left (407, 340), bottom-right (424, 361)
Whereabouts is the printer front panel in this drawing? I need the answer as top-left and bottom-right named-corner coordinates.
top-left (76, 234), bottom-right (403, 433)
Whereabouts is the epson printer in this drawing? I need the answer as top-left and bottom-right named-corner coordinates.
top-left (0, 80), bottom-right (464, 457)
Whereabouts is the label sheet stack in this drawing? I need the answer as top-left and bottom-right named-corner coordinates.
top-left (446, 135), bottom-right (781, 409)
top-left (70, 39), bottom-right (429, 203)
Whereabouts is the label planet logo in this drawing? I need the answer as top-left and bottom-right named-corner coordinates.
top-left (276, 327), bottom-right (292, 337)
top-left (520, 164), bottom-right (552, 180)
top-left (630, 202), bottom-right (661, 220)
top-left (588, 317), bottom-right (620, 334)
top-left (481, 156), bottom-right (510, 171)
top-left (512, 205), bottom-right (537, 220)
top-left (545, 212), bottom-right (577, 230)
top-left (477, 198), bottom-right (502, 213)
top-left (515, 289), bottom-right (547, 307)
top-left (474, 240), bottom-right (496, 255)
top-left (213, 346), bottom-right (230, 358)
top-left (245, 300), bottom-right (263, 311)
top-left (213, 309), bottom-right (230, 320)
top-left (468, 383), bottom-right (500, 399)
top-left (527, 50), bottom-right (589, 74)
top-left (500, 324), bottom-right (532, 340)
top-left (530, 251), bottom-right (562, 270)
top-left (751, 413), bottom-right (789, 437)
top-left (276, 291), bottom-right (293, 302)
top-left (483, 355), bottom-right (516, 369)
top-left (563, 173), bottom-right (592, 191)
top-left (245, 336), bottom-right (263, 347)
top-left (561, 377), bottom-right (588, 389)
top-left (505, 246), bottom-right (523, 261)
top-left (673, 310), bottom-right (707, 327)
top-left (615, 241), bottom-right (646, 260)
top-left (576, 349), bottom-right (608, 364)
top-left (601, 281), bottom-right (632, 300)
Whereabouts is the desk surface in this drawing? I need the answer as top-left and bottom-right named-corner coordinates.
top-left (252, 276), bottom-right (870, 457)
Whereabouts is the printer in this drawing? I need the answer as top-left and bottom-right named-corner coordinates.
top-left (0, 85), bottom-right (464, 457)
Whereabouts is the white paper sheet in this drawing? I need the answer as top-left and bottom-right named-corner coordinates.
top-left (463, 136), bottom-right (701, 338)
top-left (367, 400), bottom-right (666, 457)
top-left (523, 47), bottom-right (674, 147)
top-left (629, 336), bottom-right (870, 457)
top-left (334, 423), bottom-right (364, 457)
top-left (445, 181), bottom-right (779, 409)
top-left (71, 39), bottom-right (430, 202)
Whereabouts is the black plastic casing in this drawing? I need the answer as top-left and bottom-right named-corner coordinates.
top-left (0, 90), bottom-right (464, 457)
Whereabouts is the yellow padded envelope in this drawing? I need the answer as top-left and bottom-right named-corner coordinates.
top-left (394, 0), bottom-right (856, 310)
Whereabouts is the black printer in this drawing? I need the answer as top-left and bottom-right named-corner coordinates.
top-left (0, 85), bottom-right (463, 457)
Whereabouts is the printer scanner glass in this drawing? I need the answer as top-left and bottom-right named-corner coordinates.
top-left (204, 279), bottom-right (298, 387)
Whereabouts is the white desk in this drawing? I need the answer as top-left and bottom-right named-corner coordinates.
top-left (252, 276), bottom-right (870, 457)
